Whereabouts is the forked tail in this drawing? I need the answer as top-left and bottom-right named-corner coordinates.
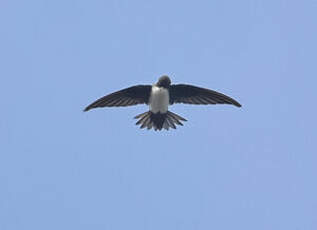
top-left (134, 111), bottom-right (187, 131)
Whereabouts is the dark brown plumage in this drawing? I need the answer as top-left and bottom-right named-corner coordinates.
top-left (84, 76), bottom-right (241, 130)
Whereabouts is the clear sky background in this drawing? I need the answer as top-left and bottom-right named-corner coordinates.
top-left (1, 0), bottom-right (317, 229)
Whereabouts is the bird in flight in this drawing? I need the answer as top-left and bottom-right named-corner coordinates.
top-left (84, 75), bottom-right (241, 131)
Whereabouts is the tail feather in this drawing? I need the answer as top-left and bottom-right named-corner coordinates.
top-left (168, 111), bottom-right (187, 122)
top-left (167, 111), bottom-right (187, 126)
top-left (134, 111), bottom-right (187, 131)
top-left (166, 116), bottom-right (176, 129)
top-left (141, 115), bottom-right (151, 129)
top-left (135, 111), bottom-right (148, 119)
top-left (135, 112), bottom-right (148, 125)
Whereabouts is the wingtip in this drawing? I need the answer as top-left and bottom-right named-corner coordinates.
top-left (232, 101), bottom-right (242, 108)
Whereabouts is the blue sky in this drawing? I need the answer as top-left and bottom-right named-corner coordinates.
top-left (1, 0), bottom-right (317, 229)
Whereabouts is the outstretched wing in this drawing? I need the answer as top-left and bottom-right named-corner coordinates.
top-left (169, 84), bottom-right (241, 107)
top-left (84, 85), bottom-right (152, 111)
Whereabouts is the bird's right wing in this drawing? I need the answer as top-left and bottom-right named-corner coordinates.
top-left (169, 84), bottom-right (241, 107)
top-left (84, 85), bottom-right (152, 111)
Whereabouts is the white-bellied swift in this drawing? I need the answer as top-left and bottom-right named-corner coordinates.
top-left (84, 76), bottom-right (241, 131)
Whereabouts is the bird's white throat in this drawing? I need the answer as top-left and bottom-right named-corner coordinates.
top-left (149, 86), bottom-right (169, 113)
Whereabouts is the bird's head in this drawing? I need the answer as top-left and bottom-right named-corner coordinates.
top-left (157, 75), bottom-right (171, 88)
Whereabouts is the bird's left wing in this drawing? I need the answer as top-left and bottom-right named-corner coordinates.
top-left (169, 84), bottom-right (241, 107)
top-left (84, 85), bottom-right (152, 111)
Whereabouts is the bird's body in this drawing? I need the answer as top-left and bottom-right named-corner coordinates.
top-left (149, 85), bottom-right (169, 113)
top-left (84, 75), bottom-right (241, 131)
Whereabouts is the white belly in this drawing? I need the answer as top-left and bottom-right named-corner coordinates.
top-left (149, 86), bottom-right (169, 113)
